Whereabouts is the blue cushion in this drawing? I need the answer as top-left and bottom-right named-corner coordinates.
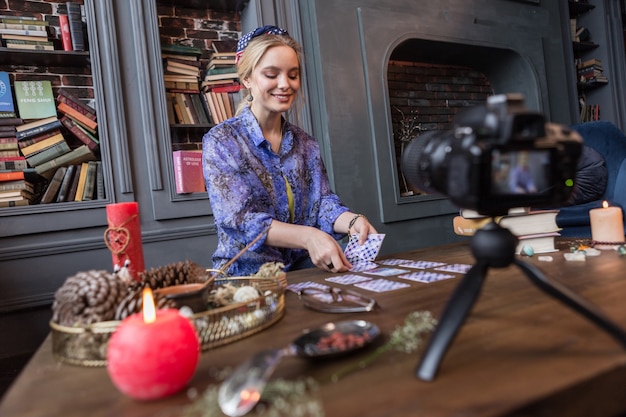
top-left (567, 145), bottom-right (607, 205)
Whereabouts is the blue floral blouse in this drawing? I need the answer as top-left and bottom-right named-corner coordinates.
top-left (202, 106), bottom-right (349, 276)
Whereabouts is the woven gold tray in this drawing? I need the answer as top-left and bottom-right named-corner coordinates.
top-left (50, 275), bottom-right (286, 366)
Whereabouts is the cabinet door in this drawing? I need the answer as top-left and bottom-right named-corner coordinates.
top-left (0, 0), bottom-right (128, 238)
top-left (128, 0), bottom-right (244, 221)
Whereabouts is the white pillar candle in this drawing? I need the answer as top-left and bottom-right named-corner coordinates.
top-left (590, 201), bottom-right (624, 249)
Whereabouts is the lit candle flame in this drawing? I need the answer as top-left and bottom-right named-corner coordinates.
top-left (603, 200), bottom-right (609, 209)
top-left (142, 287), bottom-right (156, 323)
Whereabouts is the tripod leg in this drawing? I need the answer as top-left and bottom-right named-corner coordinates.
top-left (514, 259), bottom-right (626, 348)
top-left (416, 262), bottom-right (489, 381)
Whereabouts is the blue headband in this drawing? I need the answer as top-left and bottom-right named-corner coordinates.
top-left (235, 25), bottom-right (289, 64)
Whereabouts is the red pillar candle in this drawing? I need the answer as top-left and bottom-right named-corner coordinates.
top-left (106, 288), bottom-right (200, 401)
top-left (105, 202), bottom-right (145, 280)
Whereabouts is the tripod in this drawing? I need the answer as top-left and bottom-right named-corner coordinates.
top-left (416, 220), bottom-right (626, 381)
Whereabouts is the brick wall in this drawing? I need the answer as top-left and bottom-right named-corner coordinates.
top-left (0, 0), bottom-right (92, 102)
top-left (156, 2), bottom-right (240, 64)
top-left (156, 2), bottom-right (240, 150)
top-left (387, 60), bottom-right (494, 195)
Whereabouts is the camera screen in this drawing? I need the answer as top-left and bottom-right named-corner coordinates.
top-left (490, 149), bottom-right (551, 196)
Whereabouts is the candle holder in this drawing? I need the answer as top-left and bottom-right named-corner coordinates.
top-left (49, 274), bottom-right (286, 366)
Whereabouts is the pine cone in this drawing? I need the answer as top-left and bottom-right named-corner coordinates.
top-left (114, 261), bottom-right (209, 320)
top-left (137, 260), bottom-right (208, 289)
top-left (52, 270), bottom-right (128, 327)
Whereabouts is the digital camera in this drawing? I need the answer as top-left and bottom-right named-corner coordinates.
top-left (401, 94), bottom-right (583, 216)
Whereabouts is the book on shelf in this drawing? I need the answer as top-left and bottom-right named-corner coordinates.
top-left (163, 74), bottom-right (200, 84)
top-left (203, 71), bottom-right (239, 83)
top-left (189, 93), bottom-right (210, 125)
top-left (173, 93), bottom-right (193, 125)
top-left (165, 57), bottom-right (202, 68)
top-left (165, 93), bottom-right (176, 124)
top-left (0, 118), bottom-right (23, 126)
top-left (55, 163), bottom-right (75, 202)
top-left (66, 2), bottom-right (85, 52)
top-left (0, 28), bottom-right (48, 37)
top-left (0, 178), bottom-right (34, 192)
top-left (58, 14), bottom-right (72, 51)
top-left (161, 43), bottom-right (203, 58)
top-left (17, 128), bottom-right (62, 148)
top-left (24, 139), bottom-right (71, 167)
top-left (0, 33), bottom-right (50, 42)
top-left (515, 232), bottom-right (560, 255)
top-left (205, 66), bottom-right (237, 76)
top-left (39, 166), bottom-right (67, 204)
top-left (164, 81), bottom-right (199, 91)
top-left (19, 132), bottom-right (65, 157)
top-left (0, 136), bottom-right (18, 150)
top-left (172, 150), bottom-right (205, 194)
top-left (59, 115), bottom-right (99, 152)
top-left (73, 161), bottom-right (89, 201)
top-left (4, 40), bottom-right (54, 50)
top-left (56, 89), bottom-right (97, 121)
top-left (0, 71), bottom-right (17, 118)
top-left (14, 80), bottom-right (57, 120)
top-left (0, 198), bottom-right (29, 207)
top-left (165, 65), bottom-right (200, 77)
top-left (34, 144), bottom-right (96, 179)
top-left (81, 160), bottom-right (97, 200)
top-left (95, 160), bottom-right (104, 199)
top-left (207, 57), bottom-right (237, 69)
top-left (0, 155), bottom-right (27, 171)
top-left (0, 188), bottom-right (34, 200)
top-left (0, 18), bottom-right (49, 31)
top-left (15, 116), bottom-right (59, 135)
top-left (57, 101), bottom-right (97, 132)
top-left (203, 91), bottom-right (221, 124)
top-left (0, 149), bottom-right (20, 158)
top-left (66, 162), bottom-right (81, 201)
top-left (0, 130), bottom-right (17, 138)
top-left (0, 170), bottom-right (26, 182)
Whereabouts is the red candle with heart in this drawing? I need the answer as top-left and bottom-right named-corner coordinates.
top-left (105, 202), bottom-right (145, 281)
top-left (106, 288), bottom-right (200, 401)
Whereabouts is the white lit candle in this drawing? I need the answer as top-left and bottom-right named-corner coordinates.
top-left (590, 201), bottom-right (624, 249)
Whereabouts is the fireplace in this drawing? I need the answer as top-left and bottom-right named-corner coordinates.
top-left (242, 0), bottom-right (574, 251)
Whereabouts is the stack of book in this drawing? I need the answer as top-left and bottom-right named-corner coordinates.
top-left (160, 43), bottom-right (213, 126)
top-left (56, 89), bottom-right (99, 152)
top-left (577, 58), bottom-right (608, 87)
top-left (0, 169), bottom-right (38, 207)
top-left (0, 15), bottom-right (53, 51)
top-left (40, 160), bottom-right (102, 204)
top-left (452, 207), bottom-right (561, 254)
top-left (200, 40), bottom-right (242, 124)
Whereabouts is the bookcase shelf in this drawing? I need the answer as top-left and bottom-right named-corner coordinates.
top-left (0, 48), bottom-right (91, 67)
top-left (568, 1), bottom-right (595, 16)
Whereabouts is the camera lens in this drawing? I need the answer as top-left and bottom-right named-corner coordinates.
top-left (401, 130), bottom-right (452, 195)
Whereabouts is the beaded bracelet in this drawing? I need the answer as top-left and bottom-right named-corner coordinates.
top-left (348, 214), bottom-right (365, 234)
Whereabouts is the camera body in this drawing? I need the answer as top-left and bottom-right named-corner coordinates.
top-left (401, 94), bottom-right (583, 216)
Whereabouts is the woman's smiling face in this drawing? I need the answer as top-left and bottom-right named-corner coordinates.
top-left (245, 45), bottom-right (300, 116)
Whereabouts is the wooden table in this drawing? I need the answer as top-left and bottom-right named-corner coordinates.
top-left (2, 241), bottom-right (626, 417)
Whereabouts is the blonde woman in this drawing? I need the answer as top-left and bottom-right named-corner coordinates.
top-left (202, 26), bottom-right (376, 276)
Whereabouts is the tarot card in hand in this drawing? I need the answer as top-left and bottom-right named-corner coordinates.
top-left (344, 233), bottom-right (385, 264)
